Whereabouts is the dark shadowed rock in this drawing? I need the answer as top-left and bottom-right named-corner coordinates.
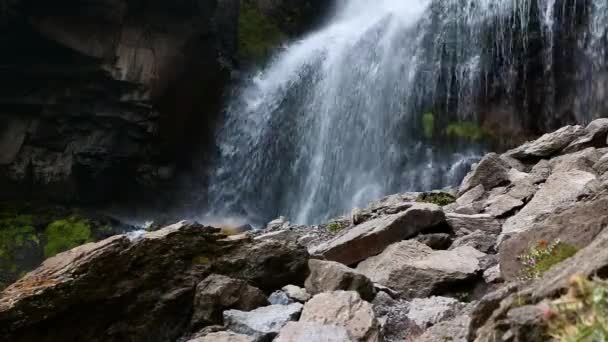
top-left (415, 233), bottom-right (454, 250)
top-left (305, 260), bottom-right (376, 301)
top-left (190, 274), bottom-right (268, 330)
top-left (310, 203), bottom-right (445, 266)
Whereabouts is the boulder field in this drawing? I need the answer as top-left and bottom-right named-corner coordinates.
top-left (3, 119), bottom-right (608, 341)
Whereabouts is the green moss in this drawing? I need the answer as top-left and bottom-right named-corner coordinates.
top-left (238, 0), bottom-right (286, 62)
top-left (327, 222), bottom-right (346, 234)
top-left (445, 122), bottom-right (486, 142)
top-left (422, 112), bottom-right (435, 139)
top-left (43, 217), bottom-right (92, 258)
top-left (416, 192), bottom-right (456, 206)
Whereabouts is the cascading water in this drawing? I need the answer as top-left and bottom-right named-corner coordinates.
top-left (201, 0), bottom-right (607, 226)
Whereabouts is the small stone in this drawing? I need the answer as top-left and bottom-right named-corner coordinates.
top-left (223, 303), bottom-right (303, 339)
top-left (282, 285), bottom-right (311, 303)
top-left (269, 291), bottom-right (294, 305)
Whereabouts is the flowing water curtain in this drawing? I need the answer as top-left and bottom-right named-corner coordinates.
top-left (203, 0), bottom-right (607, 225)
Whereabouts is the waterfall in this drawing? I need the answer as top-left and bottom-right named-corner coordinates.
top-left (201, 0), bottom-right (608, 226)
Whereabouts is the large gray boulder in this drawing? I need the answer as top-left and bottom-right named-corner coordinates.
top-left (305, 259), bottom-right (376, 301)
top-left (351, 193), bottom-right (420, 225)
top-left (0, 221), bottom-right (309, 342)
top-left (190, 274), bottom-right (269, 329)
top-left (499, 191), bottom-right (608, 280)
top-left (501, 170), bottom-right (599, 239)
top-left (506, 125), bottom-right (586, 159)
top-left (356, 241), bottom-right (485, 299)
top-left (223, 303), bottom-right (303, 339)
top-left (300, 291), bottom-right (383, 342)
top-left (459, 153), bottom-right (510, 195)
top-left (274, 322), bottom-right (353, 342)
top-left (310, 203), bottom-right (445, 266)
top-left (563, 118), bottom-right (608, 153)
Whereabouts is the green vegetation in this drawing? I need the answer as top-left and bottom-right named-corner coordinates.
top-left (422, 112), bottom-right (435, 138)
top-left (327, 222), bottom-right (346, 234)
top-left (519, 239), bottom-right (579, 280)
top-left (238, 0), bottom-right (286, 62)
top-left (43, 217), bottom-right (92, 258)
top-left (545, 276), bottom-right (608, 341)
top-left (445, 121), bottom-right (486, 142)
top-left (416, 192), bottom-right (456, 206)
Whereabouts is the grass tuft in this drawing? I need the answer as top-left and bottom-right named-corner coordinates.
top-left (519, 239), bottom-right (579, 280)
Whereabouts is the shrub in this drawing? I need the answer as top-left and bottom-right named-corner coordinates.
top-left (519, 239), bottom-right (579, 280)
top-left (238, 0), bottom-right (286, 61)
top-left (416, 192), bottom-right (456, 206)
top-left (43, 217), bottom-right (93, 258)
top-left (545, 276), bottom-right (608, 341)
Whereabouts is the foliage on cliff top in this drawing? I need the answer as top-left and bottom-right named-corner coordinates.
top-left (238, 0), bottom-right (286, 62)
top-left (43, 217), bottom-right (93, 258)
top-left (519, 239), bottom-right (579, 280)
top-left (545, 276), bottom-right (608, 341)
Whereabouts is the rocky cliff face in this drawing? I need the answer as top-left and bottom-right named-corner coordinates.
top-left (0, 0), bottom-right (328, 205)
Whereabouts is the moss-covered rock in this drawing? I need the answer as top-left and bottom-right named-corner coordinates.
top-left (416, 192), bottom-right (456, 206)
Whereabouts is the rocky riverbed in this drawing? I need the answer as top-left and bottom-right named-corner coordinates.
top-left (3, 119), bottom-right (608, 341)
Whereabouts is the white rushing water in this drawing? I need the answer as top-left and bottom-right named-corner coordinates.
top-left (201, 0), bottom-right (607, 226)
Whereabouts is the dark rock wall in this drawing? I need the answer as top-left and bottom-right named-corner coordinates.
top-left (0, 0), bottom-right (329, 205)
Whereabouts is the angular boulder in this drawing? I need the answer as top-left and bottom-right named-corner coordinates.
top-left (450, 230), bottom-right (497, 254)
top-left (499, 191), bottom-right (608, 280)
top-left (305, 260), bottom-right (375, 301)
top-left (459, 153), bottom-right (510, 195)
top-left (310, 203), bottom-right (445, 266)
top-left (300, 291), bottom-right (382, 342)
top-left (190, 274), bottom-right (268, 329)
top-left (506, 125), bottom-right (586, 159)
top-left (356, 241), bottom-right (485, 299)
top-left (564, 118), bottom-right (608, 153)
top-left (223, 303), bottom-right (303, 339)
top-left (274, 322), bottom-right (352, 342)
top-left (501, 170), bottom-right (599, 239)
